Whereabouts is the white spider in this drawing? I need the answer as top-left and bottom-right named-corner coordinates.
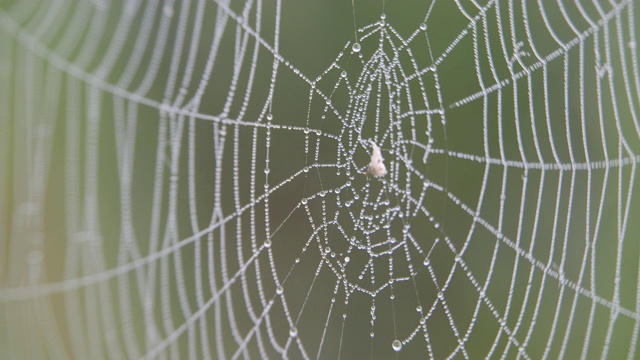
top-left (365, 140), bottom-right (386, 177)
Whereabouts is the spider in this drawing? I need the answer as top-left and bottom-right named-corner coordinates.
top-left (365, 140), bottom-right (386, 177)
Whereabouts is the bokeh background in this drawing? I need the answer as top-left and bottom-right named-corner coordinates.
top-left (1, 0), bottom-right (639, 359)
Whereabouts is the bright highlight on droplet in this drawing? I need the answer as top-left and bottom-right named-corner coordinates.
top-left (392, 339), bottom-right (402, 351)
top-left (352, 42), bottom-right (361, 52)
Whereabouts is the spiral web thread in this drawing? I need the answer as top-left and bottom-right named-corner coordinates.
top-left (1, 0), bottom-right (640, 359)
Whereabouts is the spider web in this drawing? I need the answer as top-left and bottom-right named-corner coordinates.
top-left (1, 0), bottom-right (640, 359)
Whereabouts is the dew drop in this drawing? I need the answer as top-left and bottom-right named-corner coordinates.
top-left (264, 168), bottom-right (270, 174)
top-left (423, 258), bottom-right (430, 266)
top-left (392, 340), bottom-right (402, 352)
top-left (303, 166), bottom-right (309, 173)
top-left (304, 127), bottom-right (310, 134)
top-left (344, 256), bottom-right (350, 263)
top-left (416, 305), bottom-right (422, 312)
top-left (264, 239), bottom-right (272, 248)
top-left (420, 23), bottom-right (427, 30)
top-left (352, 42), bottom-right (361, 53)
top-left (437, 292), bottom-right (444, 300)
top-left (370, 332), bottom-right (375, 338)
top-left (289, 327), bottom-right (298, 337)
top-left (276, 286), bottom-right (283, 295)
top-left (266, 113), bottom-right (273, 121)
top-left (341, 71), bottom-right (348, 78)
top-left (301, 198), bottom-right (308, 205)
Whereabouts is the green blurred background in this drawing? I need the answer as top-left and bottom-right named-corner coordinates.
top-left (1, 0), bottom-right (639, 359)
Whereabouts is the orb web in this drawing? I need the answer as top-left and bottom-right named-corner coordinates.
top-left (1, 1), bottom-right (640, 359)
